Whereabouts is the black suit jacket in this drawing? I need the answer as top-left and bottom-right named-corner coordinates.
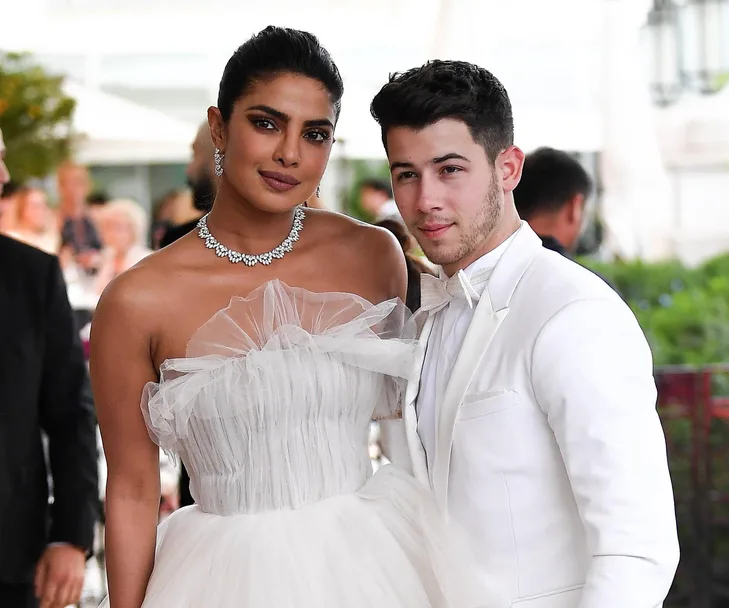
top-left (538, 234), bottom-right (568, 257)
top-left (159, 217), bottom-right (199, 249)
top-left (0, 236), bottom-right (98, 584)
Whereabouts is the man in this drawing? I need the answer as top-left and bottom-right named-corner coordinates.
top-left (513, 147), bottom-right (592, 256)
top-left (0, 129), bottom-right (99, 608)
top-left (371, 61), bottom-right (679, 607)
top-left (514, 147), bottom-right (615, 291)
top-left (57, 161), bottom-right (103, 273)
top-left (86, 190), bottom-right (110, 226)
top-left (358, 177), bottom-right (401, 223)
top-left (159, 122), bottom-right (217, 506)
top-left (159, 122), bottom-right (217, 248)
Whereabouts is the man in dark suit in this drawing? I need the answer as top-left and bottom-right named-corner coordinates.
top-left (513, 147), bottom-right (593, 256)
top-left (0, 129), bottom-right (98, 608)
top-left (159, 122), bottom-right (216, 248)
top-left (514, 147), bottom-right (616, 291)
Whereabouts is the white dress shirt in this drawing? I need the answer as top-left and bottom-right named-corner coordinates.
top-left (417, 229), bottom-right (518, 469)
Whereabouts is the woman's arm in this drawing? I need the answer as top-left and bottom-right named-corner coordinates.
top-left (90, 274), bottom-right (161, 608)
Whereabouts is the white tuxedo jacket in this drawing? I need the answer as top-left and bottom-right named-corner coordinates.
top-left (395, 224), bottom-right (679, 607)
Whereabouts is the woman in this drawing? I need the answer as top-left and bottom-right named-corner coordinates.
top-left (91, 26), bottom-right (504, 608)
top-left (95, 198), bottom-right (153, 293)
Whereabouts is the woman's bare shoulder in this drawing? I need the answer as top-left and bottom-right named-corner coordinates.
top-left (306, 208), bottom-right (400, 252)
top-left (95, 242), bottom-right (195, 326)
top-left (304, 208), bottom-right (406, 299)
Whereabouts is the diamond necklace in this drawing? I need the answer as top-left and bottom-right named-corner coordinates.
top-left (196, 205), bottom-right (306, 266)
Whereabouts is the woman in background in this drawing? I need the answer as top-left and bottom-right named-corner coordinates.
top-left (5, 187), bottom-right (60, 254)
top-left (95, 198), bottom-right (152, 294)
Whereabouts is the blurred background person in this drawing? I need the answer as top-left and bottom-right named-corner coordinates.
top-left (513, 147), bottom-right (592, 257)
top-left (150, 189), bottom-right (188, 250)
top-left (57, 161), bottom-right (104, 275)
top-left (95, 198), bottom-right (153, 294)
top-left (5, 187), bottom-right (60, 254)
top-left (87, 191), bottom-right (111, 226)
top-left (359, 178), bottom-right (400, 223)
top-left (167, 189), bottom-right (203, 229)
top-left (513, 147), bottom-right (615, 289)
top-left (375, 218), bottom-right (434, 313)
top-left (159, 122), bottom-right (216, 247)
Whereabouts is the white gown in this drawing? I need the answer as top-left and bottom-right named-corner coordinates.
top-left (100, 280), bottom-right (506, 608)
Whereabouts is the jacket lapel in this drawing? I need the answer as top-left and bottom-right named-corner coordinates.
top-left (401, 312), bottom-right (435, 486)
top-left (431, 291), bottom-right (507, 511)
top-left (430, 222), bottom-right (543, 512)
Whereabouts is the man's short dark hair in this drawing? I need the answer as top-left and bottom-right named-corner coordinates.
top-left (370, 60), bottom-right (514, 163)
top-left (359, 178), bottom-right (392, 199)
top-left (514, 147), bottom-right (593, 219)
top-left (87, 191), bottom-right (110, 206)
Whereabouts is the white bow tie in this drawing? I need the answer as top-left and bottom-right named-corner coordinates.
top-left (420, 269), bottom-right (491, 314)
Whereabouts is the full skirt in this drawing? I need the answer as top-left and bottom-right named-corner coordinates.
top-left (99, 466), bottom-right (507, 607)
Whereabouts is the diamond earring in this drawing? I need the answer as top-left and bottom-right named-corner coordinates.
top-left (214, 148), bottom-right (224, 177)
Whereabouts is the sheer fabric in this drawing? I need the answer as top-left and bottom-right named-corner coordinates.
top-left (101, 280), bottom-right (506, 608)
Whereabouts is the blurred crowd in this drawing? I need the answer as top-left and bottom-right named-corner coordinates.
top-left (0, 164), bottom-right (205, 310)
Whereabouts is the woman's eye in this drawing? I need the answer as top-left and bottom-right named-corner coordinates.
top-left (305, 130), bottom-right (331, 142)
top-left (253, 118), bottom-right (276, 130)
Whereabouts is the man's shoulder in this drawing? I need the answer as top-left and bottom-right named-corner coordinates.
top-left (0, 234), bottom-right (56, 274)
top-left (515, 246), bottom-right (624, 316)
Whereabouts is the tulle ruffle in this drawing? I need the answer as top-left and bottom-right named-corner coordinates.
top-left (142, 280), bottom-right (419, 457)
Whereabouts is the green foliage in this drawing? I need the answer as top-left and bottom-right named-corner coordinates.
top-left (583, 253), bottom-right (729, 603)
top-left (579, 255), bottom-right (729, 366)
top-left (713, 71), bottom-right (729, 91)
top-left (0, 52), bottom-right (76, 184)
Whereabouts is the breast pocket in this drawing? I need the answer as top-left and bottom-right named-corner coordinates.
top-left (459, 389), bottom-right (519, 420)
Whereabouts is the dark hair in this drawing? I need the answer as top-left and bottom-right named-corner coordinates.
top-left (375, 218), bottom-right (435, 313)
top-left (0, 180), bottom-right (21, 198)
top-left (370, 60), bottom-right (513, 162)
top-left (375, 218), bottom-right (409, 250)
top-left (217, 26), bottom-right (344, 123)
top-left (360, 178), bottom-right (392, 199)
top-left (87, 191), bottom-right (110, 206)
top-left (513, 147), bottom-right (593, 219)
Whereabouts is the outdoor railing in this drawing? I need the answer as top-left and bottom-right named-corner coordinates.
top-left (657, 365), bottom-right (729, 608)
